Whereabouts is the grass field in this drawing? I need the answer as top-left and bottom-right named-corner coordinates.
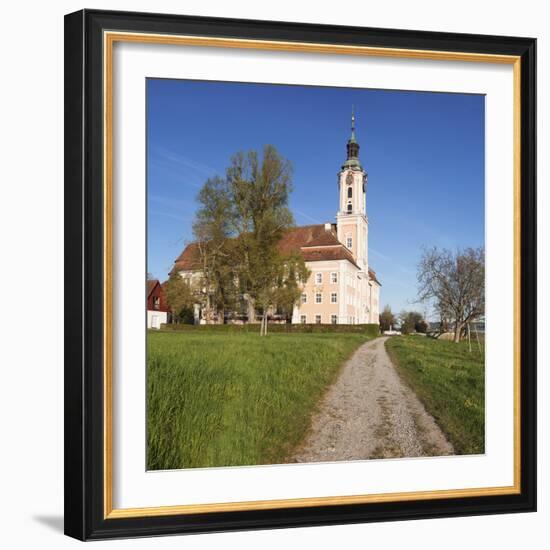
top-left (147, 331), bottom-right (370, 470)
top-left (385, 335), bottom-right (485, 455)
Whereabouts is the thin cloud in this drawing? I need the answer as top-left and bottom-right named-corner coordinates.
top-left (370, 247), bottom-right (415, 276)
top-left (149, 194), bottom-right (193, 211)
top-left (294, 209), bottom-right (323, 224)
top-left (152, 146), bottom-right (223, 177)
top-left (148, 209), bottom-right (192, 224)
top-left (370, 247), bottom-right (391, 261)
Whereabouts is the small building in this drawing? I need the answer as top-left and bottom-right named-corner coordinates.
top-left (147, 279), bottom-right (169, 329)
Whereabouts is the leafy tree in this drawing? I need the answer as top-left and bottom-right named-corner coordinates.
top-left (226, 145), bottom-right (306, 335)
top-left (190, 145), bottom-right (309, 334)
top-left (379, 305), bottom-right (397, 332)
top-left (417, 246), bottom-right (485, 343)
top-left (399, 311), bottom-right (423, 335)
top-left (273, 252), bottom-right (311, 324)
top-left (193, 176), bottom-right (238, 323)
top-left (164, 270), bottom-right (194, 324)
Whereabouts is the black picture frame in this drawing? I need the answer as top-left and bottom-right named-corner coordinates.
top-left (64, 9), bottom-right (536, 541)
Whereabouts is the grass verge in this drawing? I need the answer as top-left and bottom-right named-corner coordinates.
top-left (147, 331), bottom-right (370, 469)
top-left (385, 335), bottom-right (485, 455)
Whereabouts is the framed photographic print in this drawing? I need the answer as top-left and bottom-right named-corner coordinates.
top-left (64, 9), bottom-right (536, 541)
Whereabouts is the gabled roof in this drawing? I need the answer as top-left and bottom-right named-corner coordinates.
top-left (171, 223), bottom-right (380, 284)
top-left (147, 279), bottom-right (160, 297)
top-left (172, 242), bottom-right (201, 272)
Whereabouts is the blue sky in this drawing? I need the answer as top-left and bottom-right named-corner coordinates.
top-left (147, 79), bottom-right (485, 317)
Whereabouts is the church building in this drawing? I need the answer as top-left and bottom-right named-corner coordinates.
top-left (171, 111), bottom-right (381, 325)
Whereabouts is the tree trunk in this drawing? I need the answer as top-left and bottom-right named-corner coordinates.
top-left (454, 321), bottom-right (463, 343)
top-left (259, 311), bottom-right (268, 336)
top-left (245, 295), bottom-right (258, 323)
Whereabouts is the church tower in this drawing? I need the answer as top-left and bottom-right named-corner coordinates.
top-left (336, 107), bottom-right (368, 272)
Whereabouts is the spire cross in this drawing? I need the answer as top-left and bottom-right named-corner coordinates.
top-left (351, 105), bottom-right (356, 139)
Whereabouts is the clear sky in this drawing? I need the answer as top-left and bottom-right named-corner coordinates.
top-left (147, 79), bottom-right (485, 317)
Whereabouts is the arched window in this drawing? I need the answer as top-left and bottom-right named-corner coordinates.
top-left (347, 187), bottom-right (353, 199)
top-left (347, 203), bottom-right (352, 213)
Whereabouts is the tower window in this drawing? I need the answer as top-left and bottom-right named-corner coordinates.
top-left (347, 203), bottom-right (352, 213)
top-left (346, 237), bottom-right (353, 249)
top-left (347, 187), bottom-right (353, 198)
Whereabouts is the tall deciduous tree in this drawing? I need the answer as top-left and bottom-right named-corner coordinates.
top-left (193, 176), bottom-right (237, 323)
top-left (417, 246), bottom-right (485, 343)
top-left (379, 305), bottom-right (396, 332)
top-left (191, 145), bottom-right (309, 334)
top-left (226, 145), bottom-right (307, 335)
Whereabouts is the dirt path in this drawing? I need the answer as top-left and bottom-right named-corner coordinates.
top-left (291, 337), bottom-right (453, 463)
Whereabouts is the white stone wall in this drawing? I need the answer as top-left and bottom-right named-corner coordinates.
top-left (147, 310), bottom-right (168, 329)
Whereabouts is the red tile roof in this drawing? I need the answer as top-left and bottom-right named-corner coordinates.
top-left (277, 224), bottom-right (340, 254)
top-left (300, 245), bottom-right (359, 268)
top-left (171, 224), bottom-right (380, 284)
top-left (172, 242), bottom-right (201, 272)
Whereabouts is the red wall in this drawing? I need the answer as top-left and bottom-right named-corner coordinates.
top-left (147, 281), bottom-right (169, 312)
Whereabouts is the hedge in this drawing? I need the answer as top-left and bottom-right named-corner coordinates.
top-left (159, 322), bottom-right (380, 337)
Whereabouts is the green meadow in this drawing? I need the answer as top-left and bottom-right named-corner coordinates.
top-left (385, 335), bottom-right (485, 455)
top-left (147, 330), bottom-right (370, 470)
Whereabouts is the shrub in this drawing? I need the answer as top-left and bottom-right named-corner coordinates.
top-left (159, 322), bottom-right (381, 336)
top-left (415, 320), bottom-right (428, 333)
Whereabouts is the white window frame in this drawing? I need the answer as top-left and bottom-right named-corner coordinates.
top-left (331, 272), bottom-right (338, 284)
top-left (315, 272), bottom-right (322, 284)
top-left (315, 292), bottom-right (322, 304)
top-left (346, 237), bottom-right (353, 249)
top-left (331, 314), bottom-right (338, 325)
top-left (315, 314), bottom-right (322, 324)
top-left (301, 293), bottom-right (307, 304)
top-left (331, 292), bottom-right (338, 304)
top-left (300, 315), bottom-right (307, 324)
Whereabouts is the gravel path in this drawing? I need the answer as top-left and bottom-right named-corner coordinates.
top-left (291, 337), bottom-right (453, 463)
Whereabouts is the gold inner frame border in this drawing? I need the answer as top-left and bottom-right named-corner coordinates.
top-left (102, 30), bottom-right (522, 519)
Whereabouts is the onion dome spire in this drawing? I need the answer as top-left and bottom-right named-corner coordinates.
top-left (342, 105), bottom-right (362, 171)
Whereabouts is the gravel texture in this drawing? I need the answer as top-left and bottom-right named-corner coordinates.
top-left (291, 337), bottom-right (454, 463)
